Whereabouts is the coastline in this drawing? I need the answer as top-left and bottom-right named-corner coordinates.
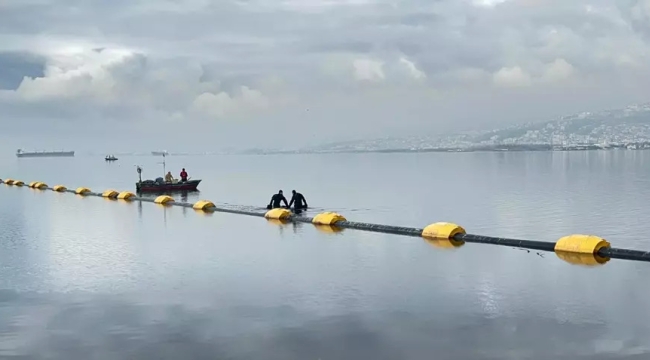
top-left (240, 142), bottom-right (650, 155)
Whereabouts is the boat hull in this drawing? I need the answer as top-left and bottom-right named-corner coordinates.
top-left (136, 179), bottom-right (201, 193)
top-left (17, 151), bottom-right (75, 158)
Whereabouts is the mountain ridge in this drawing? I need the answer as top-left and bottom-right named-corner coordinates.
top-left (279, 102), bottom-right (650, 154)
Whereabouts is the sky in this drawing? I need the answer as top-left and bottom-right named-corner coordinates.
top-left (1, 0), bottom-right (650, 152)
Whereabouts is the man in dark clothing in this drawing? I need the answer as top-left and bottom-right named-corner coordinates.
top-left (289, 190), bottom-right (308, 210)
top-left (180, 168), bottom-right (188, 182)
top-left (267, 190), bottom-right (289, 209)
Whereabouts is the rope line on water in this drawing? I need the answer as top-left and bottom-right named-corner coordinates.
top-left (2, 178), bottom-right (649, 266)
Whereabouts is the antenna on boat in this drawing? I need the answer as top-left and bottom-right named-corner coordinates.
top-left (157, 152), bottom-right (166, 177)
top-left (135, 165), bottom-right (143, 183)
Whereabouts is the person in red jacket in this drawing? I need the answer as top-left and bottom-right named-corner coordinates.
top-left (180, 168), bottom-right (188, 182)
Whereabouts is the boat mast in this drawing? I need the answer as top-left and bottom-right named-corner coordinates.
top-left (162, 153), bottom-right (166, 177)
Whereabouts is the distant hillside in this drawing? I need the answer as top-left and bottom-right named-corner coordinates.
top-left (294, 102), bottom-right (650, 153)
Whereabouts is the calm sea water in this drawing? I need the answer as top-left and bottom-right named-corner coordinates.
top-left (2, 150), bottom-right (650, 359)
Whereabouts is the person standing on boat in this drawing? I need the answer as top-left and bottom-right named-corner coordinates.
top-left (267, 190), bottom-right (289, 209)
top-left (180, 168), bottom-right (188, 182)
top-left (288, 190), bottom-right (308, 210)
top-left (165, 171), bottom-right (174, 183)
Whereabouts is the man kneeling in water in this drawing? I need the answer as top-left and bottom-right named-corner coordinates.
top-left (289, 190), bottom-right (308, 211)
top-left (267, 190), bottom-right (289, 209)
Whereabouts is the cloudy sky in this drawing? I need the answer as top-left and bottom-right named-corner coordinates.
top-left (1, 0), bottom-right (650, 151)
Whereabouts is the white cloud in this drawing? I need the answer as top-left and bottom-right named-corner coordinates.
top-left (492, 66), bottom-right (532, 87)
top-left (472, 0), bottom-right (509, 8)
top-left (541, 58), bottom-right (574, 83)
top-left (352, 58), bottom-right (385, 82)
top-left (13, 48), bottom-right (132, 101)
top-left (1, 0), bottom-right (650, 149)
top-left (190, 86), bottom-right (270, 119)
top-left (629, 0), bottom-right (650, 20)
top-left (1, 47), bottom-right (278, 123)
top-left (399, 57), bottom-right (427, 81)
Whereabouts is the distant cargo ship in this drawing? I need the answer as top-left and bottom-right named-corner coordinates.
top-left (151, 150), bottom-right (169, 156)
top-left (16, 149), bottom-right (75, 158)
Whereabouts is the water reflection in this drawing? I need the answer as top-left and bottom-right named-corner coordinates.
top-left (0, 290), bottom-right (648, 359)
top-left (267, 218), bottom-right (289, 236)
top-left (292, 222), bottom-right (304, 234)
top-left (267, 220), bottom-right (309, 236)
top-left (135, 190), bottom-right (198, 203)
top-left (137, 200), bottom-right (143, 219)
top-left (3, 152), bottom-right (650, 358)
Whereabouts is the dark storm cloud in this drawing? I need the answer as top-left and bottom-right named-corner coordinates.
top-left (0, 52), bottom-right (45, 90)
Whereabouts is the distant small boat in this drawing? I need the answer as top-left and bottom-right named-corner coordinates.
top-left (151, 150), bottom-right (169, 156)
top-left (105, 155), bottom-right (118, 161)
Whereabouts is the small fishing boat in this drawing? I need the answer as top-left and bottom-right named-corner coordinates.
top-left (136, 179), bottom-right (202, 193)
top-left (105, 155), bottom-right (118, 161)
top-left (134, 153), bottom-right (201, 193)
